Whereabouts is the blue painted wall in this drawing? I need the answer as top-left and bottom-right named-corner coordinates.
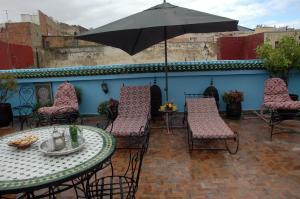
top-left (7, 70), bottom-right (300, 115)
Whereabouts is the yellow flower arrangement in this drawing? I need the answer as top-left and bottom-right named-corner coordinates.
top-left (159, 102), bottom-right (177, 111)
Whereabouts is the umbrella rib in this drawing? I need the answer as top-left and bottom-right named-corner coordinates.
top-left (130, 29), bottom-right (143, 55)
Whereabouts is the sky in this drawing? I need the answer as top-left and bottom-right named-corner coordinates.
top-left (0, 0), bottom-right (300, 29)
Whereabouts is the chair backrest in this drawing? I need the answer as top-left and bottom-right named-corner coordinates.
top-left (264, 78), bottom-right (291, 103)
top-left (118, 85), bottom-right (150, 117)
top-left (124, 140), bottom-right (147, 196)
top-left (186, 97), bottom-right (219, 115)
top-left (19, 86), bottom-right (34, 106)
top-left (53, 82), bottom-right (78, 110)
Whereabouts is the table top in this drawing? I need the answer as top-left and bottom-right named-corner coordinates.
top-left (0, 125), bottom-right (115, 193)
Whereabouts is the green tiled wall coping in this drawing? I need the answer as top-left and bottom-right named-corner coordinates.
top-left (0, 60), bottom-right (264, 79)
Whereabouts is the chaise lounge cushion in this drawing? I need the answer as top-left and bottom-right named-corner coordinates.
top-left (188, 114), bottom-right (235, 139)
top-left (106, 116), bottom-right (148, 136)
top-left (118, 85), bottom-right (150, 118)
top-left (107, 85), bottom-right (150, 137)
top-left (187, 98), bottom-right (235, 139)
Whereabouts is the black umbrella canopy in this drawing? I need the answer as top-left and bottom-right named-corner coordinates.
top-left (77, 2), bottom-right (238, 55)
top-left (78, 2), bottom-right (238, 101)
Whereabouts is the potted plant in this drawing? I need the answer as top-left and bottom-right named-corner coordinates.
top-left (0, 73), bottom-right (17, 127)
top-left (223, 90), bottom-right (244, 118)
top-left (97, 98), bottom-right (119, 120)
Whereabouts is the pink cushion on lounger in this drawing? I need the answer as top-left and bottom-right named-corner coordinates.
top-left (107, 85), bottom-right (150, 137)
top-left (187, 98), bottom-right (235, 139)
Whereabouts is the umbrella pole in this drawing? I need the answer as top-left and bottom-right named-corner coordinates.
top-left (164, 26), bottom-right (169, 101)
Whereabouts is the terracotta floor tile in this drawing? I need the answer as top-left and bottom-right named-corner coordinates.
top-left (0, 114), bottom-right (300, 198)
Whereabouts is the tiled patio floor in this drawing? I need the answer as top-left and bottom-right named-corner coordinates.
top-left (1, 114), bottom-right (300, 199)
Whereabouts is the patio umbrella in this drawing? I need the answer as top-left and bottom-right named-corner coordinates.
top-left (77, 1), bottom-right (238, 100)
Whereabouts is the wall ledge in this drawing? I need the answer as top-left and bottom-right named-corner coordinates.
top-left (0, 59), bottom-right (264, 79)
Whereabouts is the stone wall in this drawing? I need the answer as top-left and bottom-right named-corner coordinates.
top-left (264, 31), bottom-right (300, 47)
top-left (43, 36), bottom-right (98, 48)
top-left (40, 41), bottom-right (217, 67)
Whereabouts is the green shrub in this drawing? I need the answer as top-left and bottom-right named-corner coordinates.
top-left (0, 74), bottom-right (17, 103)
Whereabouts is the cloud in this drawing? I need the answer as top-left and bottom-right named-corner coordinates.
top-left (0, 0), bottom-right (299, 29)
top-left (263, 19), bottom-right (300, 29)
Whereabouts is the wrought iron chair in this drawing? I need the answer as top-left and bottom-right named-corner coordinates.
top-left (37, 82), bottom-right (79, 126)
top-left (106, 85), bottom-right (151, 149)
top-left (12, 86), bottom-right (35, 130)
top-left (263, 78), bottom-right (300, 139)
top-left (185, 95), bottom-right (239, 154)
top-left (86, 139), bottom-right (147, 199)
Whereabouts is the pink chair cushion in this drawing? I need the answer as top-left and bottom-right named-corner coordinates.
top-left (38, 82), bottom-right (78, 115)
top-left (264, 78), bottom-right (291, 103)
top-left (118, 85), bottom-right (150, 118)
top-left (187, 98), bottom-right (235, 139)
top-left (263, 78), bottom-right (300, 110)
top-left (264, 101), bottom-right (300, 110)
top-left (38, 106), bottom-right (77, 115)
top-left (106, 116), bottom-right (148, 136)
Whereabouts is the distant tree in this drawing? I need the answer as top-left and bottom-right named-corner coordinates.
top-left (256, 35), bottom-right (300, 80)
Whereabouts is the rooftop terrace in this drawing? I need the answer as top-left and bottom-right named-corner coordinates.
top-left (1, 114), bottom-right (300, 198)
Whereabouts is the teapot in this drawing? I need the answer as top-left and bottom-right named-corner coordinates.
top-left (52, 127), bottom-right (66, 151)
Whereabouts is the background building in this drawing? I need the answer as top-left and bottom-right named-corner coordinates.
top-left (0, 11), bottom-right (299, 69)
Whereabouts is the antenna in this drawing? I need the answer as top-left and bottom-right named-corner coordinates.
top-left (4, 10), bottom-right (12, 69)
top-left (163, 0), bottom-right (166, 3)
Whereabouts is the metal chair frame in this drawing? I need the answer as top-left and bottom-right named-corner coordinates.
top-left (267, 108), bottom-right (300, 140)
top-left (86, 140), bottom-right (147, 199)
top-left (12, 86), bottom-right (35, 130)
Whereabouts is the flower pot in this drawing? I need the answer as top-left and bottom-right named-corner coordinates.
top-left (226, 102), bottom-right (242, 118)
top-left (0, 103), bottom-right (13, 127)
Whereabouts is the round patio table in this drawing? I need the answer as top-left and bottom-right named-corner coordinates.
top-left (0, 125), bottom-right (115, 198)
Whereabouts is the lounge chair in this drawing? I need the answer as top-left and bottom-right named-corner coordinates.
top-left (185, 96), bottom-right (239, 154)
top-left (263, 78), bottom-right (300, 139)
top-left (106, 85), bottom-right (151, 149)
top-left (37, 82), bottom-right (79, 126)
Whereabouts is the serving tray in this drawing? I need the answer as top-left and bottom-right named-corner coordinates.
top-left (39, 136), bottom-right (85, 156)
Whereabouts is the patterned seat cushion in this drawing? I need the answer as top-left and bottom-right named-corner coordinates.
top-left (186, 98), bottom-right (219, 114)
top-left (186, 98), bottom-right (234, 139)
top-left (106, 85), bottom-right (151, 137)
top-left (263, 78), bottom-right (300, 110)
top-left (38, 82), bottom-right (78, 115)
top-left (38, 106), bottom-right (77, 115)
top-left (118, 86), bottom-right (150, 118)
top-left (106, 116), bottom-right (148, 137)
top-left (264, 101), bottom-right (300, 110)
top-left (188, 114), bottom-right (235, 139)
